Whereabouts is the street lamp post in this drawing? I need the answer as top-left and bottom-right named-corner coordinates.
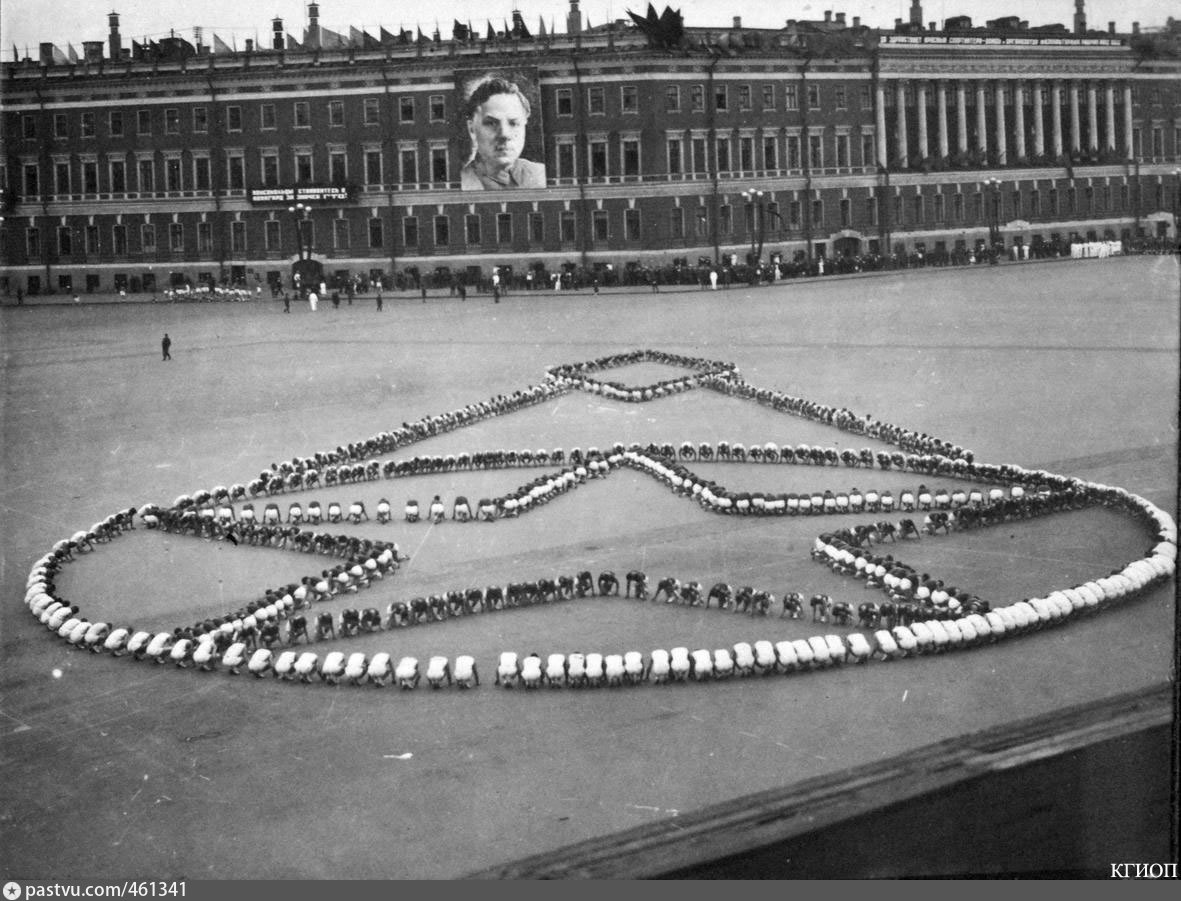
top-left (288, 202), bottom-right (311, 260)
top-left (985, 176), bottom-right (1002, 260)
top-left (288, 202), bottom-right (312, 292)
top-left (1172, 169), bottom-right (1181, 291)
top-left (1172, 169), bottom-right (1180, 244)
top-left (1132, 156), bottom-right (1141, 238)
top-left (741, 188), bottom-right (766, 282)
top-left (879, 165), bottom-right (892, 264)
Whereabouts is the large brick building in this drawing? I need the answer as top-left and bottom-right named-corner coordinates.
top-left (1, 1), bottom-right (1178, 294)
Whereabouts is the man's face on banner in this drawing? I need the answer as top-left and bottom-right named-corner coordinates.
top-left (470, 91), bottom-right (528, 173)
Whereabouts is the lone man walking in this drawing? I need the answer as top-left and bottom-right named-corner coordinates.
top-left (161, 333), bottom-right (172, 361)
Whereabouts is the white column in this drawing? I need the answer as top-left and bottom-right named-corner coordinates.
top-left (875, 82), bottom-right (888, 168)
top-left (936, 80), bottom-right (949, 158)
top-left (916, 81), bottom-right (929, 159)
top-left (1104, 82), bottom-right (1116, 150)
top-left (1032, 80), bottom-right (1045, 157)
top-left (994, 81), bottom-right (1007, 165)
top-left (976, 81), bottom-right (988, 154)
top-left (1086, 81), bottom-right (1098, 151)
top-left (896, 80), bottom-right (909, 167)
top-left (1068, 81), bottom-right (1081, 152)
top-left (1123, 83), bottom-right (1134, 159)
top-left (1051, 81), bottom-right (1064, 157)
top-left (956, 81), bottom-right (968, 154)
top-left (1013, 80), bottom-right (1026, 160)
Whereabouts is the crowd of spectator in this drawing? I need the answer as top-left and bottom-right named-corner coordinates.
top-left (5, 230), bottom-right (1176, 303)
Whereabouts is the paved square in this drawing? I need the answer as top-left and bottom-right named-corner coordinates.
top-left (1, 256), bottom-right (1176, 879)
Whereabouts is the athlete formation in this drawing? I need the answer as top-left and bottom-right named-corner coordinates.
top-left (23, 350), bottom-right (1177, 691)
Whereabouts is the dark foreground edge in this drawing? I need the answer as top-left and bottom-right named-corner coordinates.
top-left (469, 682), bottom-right (1177, 879)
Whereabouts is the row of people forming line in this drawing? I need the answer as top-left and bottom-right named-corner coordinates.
top-left (140, 500), bottom-right (381, 535)
top-left (236, 382), bottom-right (571, 498)
top-left (229, 650), bottom-right (479, 687)
top-left (13, 573), bottom-right (1150, 690)
top-left (488, 613), bottom-right (1091, 685)
top-left (496, 643), bottom-right (868, 687)
top-left (24, 539), bottom-right (404, 665)
top-left (630, 450), bottom-right (1026, 516)
top-left (26, 563), bottom-right (1173, 689)
top-left (247, 500), bottom-right (376, 526)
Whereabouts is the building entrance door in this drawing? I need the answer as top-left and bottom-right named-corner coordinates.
top-left (292, 258), bottom-right (324, 291)
top-left (833, 236), bottom-right (860, 257)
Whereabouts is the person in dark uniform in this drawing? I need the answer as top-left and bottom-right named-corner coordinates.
top-left (161, 333), bottom-right (172, 361)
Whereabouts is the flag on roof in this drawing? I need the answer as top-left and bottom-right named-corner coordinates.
top-left (629, 5), bottom-right (686, 49)
top-left (319, 26), bottom-right (347, 49)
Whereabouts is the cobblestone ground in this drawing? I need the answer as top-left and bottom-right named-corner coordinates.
top-left (1, 255), bottom-right (1176, 879)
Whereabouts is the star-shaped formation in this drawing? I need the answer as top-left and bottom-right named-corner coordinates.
top-left (23, 350), bottom-right (1177, 690)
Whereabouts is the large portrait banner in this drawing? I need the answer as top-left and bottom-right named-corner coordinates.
top-left (456, 67), bottom-right (547, 191)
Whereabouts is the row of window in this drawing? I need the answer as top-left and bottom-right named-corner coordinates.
top-left (878, 122), bottom-right (1175, 161)
top-left (563, 81), bottom-right (864, 115)
top-left (14, 130), bottom-right (879, 197)
top-left (20, 97), bottom-right (394, 141)
top-left (18, 146), bottom-right (422, 195)
top-left (19, 125), bottom-right (1181, 199)
top-left (17, 211), bottom-right (586, 255)
top-left (559, 132), bottom-right (879, 178)
top-left (16, 180), bottom-right (1161, 261)
top-left (20, 217), bottom-right (387, 257)
top-left (882, 84), bottom-right (1167, 107)
top-left (20, 147), bottom-right (375, 195)
top-left (15, 80), bottom-right (1178, 141)
top-left (15, 81), bottom-right (871, 142)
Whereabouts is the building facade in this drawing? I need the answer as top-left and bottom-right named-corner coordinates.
top-left (1, 2), bottom-right (1178, 294)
